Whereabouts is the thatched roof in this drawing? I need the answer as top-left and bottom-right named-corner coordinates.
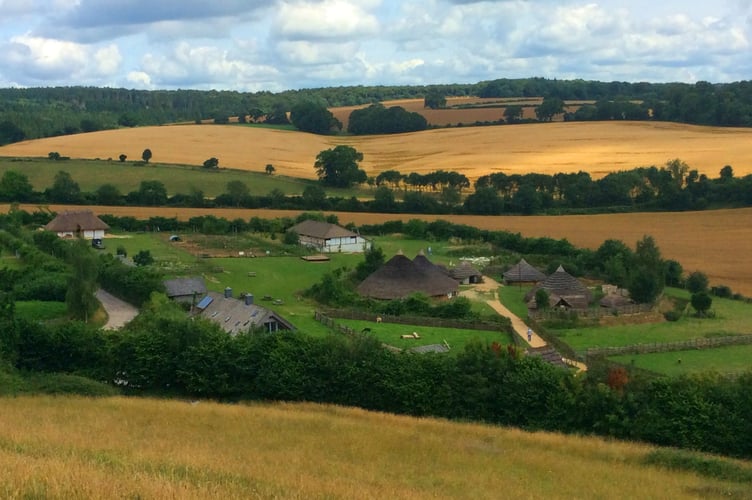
top-left (451, 260), bottom-right (482, 281)
top-left (289, 220), bottom-right (357, 239)
top-left (525, 265), bottom-right (592, 309)
top-left (44, 211), bottom-right (109, 232)
top-left (163, 277), bottom-right (207, 298)
top-left (600, 294), bottom-right (634, 308)
top-left (357, 253), bottom-right (458, 300)
top-left (503, 258), bottom-right (546, 283)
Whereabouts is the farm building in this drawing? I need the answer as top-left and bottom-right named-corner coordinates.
top-left (289, 219), bottom-right (371, 253)
top-left (450, 260), bottom-right (483, 284)
top-left (163, 277), bottom-right (207, 304)
top-left (525, 265), bottom-right (593, 310)
top-left (192, 289), bottom-right (294, 335)
top-left (357, 252), bottom-right (459, 300)
top-left (44, 210), bottom-right (109, 240)
top-left (503, 258), bottom-right (546, 284)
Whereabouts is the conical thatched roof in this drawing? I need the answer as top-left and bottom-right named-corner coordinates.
top-left (503, 258), bottom-right (546, 283)
top-left (451, 260), bottom-right (482, 280)
top-left (525, 265), bottom-right (592, 309)
top-left (357, 253), bottom-right (458, 300)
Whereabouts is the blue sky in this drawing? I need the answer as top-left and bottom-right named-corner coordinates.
top-left (0, 0), bottom-right (750, 91)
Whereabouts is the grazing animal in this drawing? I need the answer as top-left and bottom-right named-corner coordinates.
top-left (376, 316), bottom-right (382, 323)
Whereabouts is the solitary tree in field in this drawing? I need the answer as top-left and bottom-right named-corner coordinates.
top-left (119, 154), bottom-right (127, 162)
top-left (691, 291), bottom-right (713, 316)
top-left (686, 271), bottom-right (709, 294)
top-left (203, 157), bottom-right (219, 169)
top-left (265, 164), bottom-right (276, 175)
top-left (142, 148), bottom-right (152, 163)
top-left (503, 105), bottom-right (524, 123)
top-left (314, 145), bottom-right (366, 188)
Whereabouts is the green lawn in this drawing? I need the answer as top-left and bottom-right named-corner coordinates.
top-left (0, 255), bottom-right (23, 270)
top-left (332, 317), bottom-right (513, 353)
top-left (611, 344), bottom-right (752, 376)
top-left (0, 157), bottom-right (366, 198)
top-left (554, 289), bottom-right (752, 353)
top-left (499, 285), bottom-right (531, 318)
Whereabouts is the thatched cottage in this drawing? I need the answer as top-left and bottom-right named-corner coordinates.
top-left (357, 252), bottom-right (459, 300)
top-left (525, 265), bottom-right (593, 310)
top-left (44, 210), bottom-right (109, 240)
top-left (503, 258), bottom-right (546, 284)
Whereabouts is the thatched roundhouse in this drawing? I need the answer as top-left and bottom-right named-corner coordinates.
top-left (503, 258), bottom-right (546, 284)
top-left (451, 260), bottom-right (483, 284)
top-left (357, 252), bottom-right (459, 300)
top-left (525, 265), bottom-right (592, 309)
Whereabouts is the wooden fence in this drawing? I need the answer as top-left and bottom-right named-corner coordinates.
top-left (318, 308), bottom-right (510, 333)
top-left (585, 334), bottom-right (752, 360)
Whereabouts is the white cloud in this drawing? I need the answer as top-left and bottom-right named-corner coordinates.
top-left (274, 0), bottom-right (379, 40)
top-left (94, 44), bottom-right (122, 75)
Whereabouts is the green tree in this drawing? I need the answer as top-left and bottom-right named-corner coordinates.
top-left (265, 164), bottom-right (276, 175)
top-left (354, 244), bottom-right (385, 282)
top-left (65, 239), bottom-right (99, 321)
top-left (226, 180), bottom-right (250, 206)
top-left (686, 271), bottom-right (709, 293)
top-left (503, 105), bottom-right (524, 123)
top-left (47, 170), bottom-right (81, 203)
top-left (535, 96), bottom-right (565, 121)
top-left (119, 154), bottom-right (127, 162)
top-left (133, 250), bottom-right (155, 266)
top-left (134, 180), bottom-right (167, 206)
top-left (372, 186), bottom-right (397, 212)
top-left (302, 185), bottom-right (328, 210)
top-left (0, 120), bottom-right (25, 145)
top-left (691, 291), bottom-right (713, 316)
top-left (264, 102), bottom-right (290, 125)
top-left (463, 187), bottom-right (504, 215)
top-left (0, 170), bottom-right (34, 202)
top-left (535, 288), bottom-right (550, 309)
top-left (142, 148), bottom-right (152, 163)
top-left (283, 229), bottom-right (299, 245)
top-left (314, 145), bottom-right (367, 188)
top-left (95, 183), bottom-right (122, 205)
top-left (627, 235), bottom-right (664, 304)
top-left (424, 90), bottom-right (446, 109)
top-left (290, 100), bottom-right (341, 134)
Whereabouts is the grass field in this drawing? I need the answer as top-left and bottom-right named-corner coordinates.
top-left (611, 344), bottom-right (752, 376)
top-left (14, 301), bottom-right (67, 321)
top-left (0, 157), bottom-right (343, 197)
top-left (10, 204), bottom-right (750, 297)
top-left (552, 288), bottom-right (752, 354)
top-left (3, 120), bottom-right (752, 184)
top-left (1, 395), bottom-right (750, 499)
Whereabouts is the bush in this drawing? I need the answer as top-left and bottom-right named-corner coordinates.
top-left (664, 310), bottom-right (682, 322)
top-left (22, 372), bottom-right (119, 397)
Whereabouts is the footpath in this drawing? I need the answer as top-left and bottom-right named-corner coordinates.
top-left (463, 277), bottom-right (587, 372)
top-left (95, 289), bottom-right (138, 330)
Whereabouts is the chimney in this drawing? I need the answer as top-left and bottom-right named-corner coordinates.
top-left (224, 287), bottom-right (232, 298)
top-left (244, 293), bottom-right (254, 306)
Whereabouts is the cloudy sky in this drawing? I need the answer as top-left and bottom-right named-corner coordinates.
top-left (0, 0), bottom-right (750, 92)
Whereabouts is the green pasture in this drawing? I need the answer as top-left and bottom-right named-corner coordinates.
top-left (0, 157), bottom-right (365, 197)
top-left (554, 289), bottom-right (752, 353)
top-left (611, 344), bottom-right (752, 376)
top-left (0, 254), bottom-right (23, 270)
top-left (332, 317), bottom-right (513, 353)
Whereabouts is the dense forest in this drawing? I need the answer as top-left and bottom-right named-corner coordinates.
top-left (1, 77), bottom-right (752, 144)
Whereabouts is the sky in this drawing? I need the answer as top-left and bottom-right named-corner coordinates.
top-left (0, 0), bottom-right (750, 92)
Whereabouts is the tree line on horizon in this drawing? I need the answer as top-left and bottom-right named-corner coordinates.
top-left (1, 77), bottom-right (752, 145)
top-left (1, 159), bottom-right (750, 215)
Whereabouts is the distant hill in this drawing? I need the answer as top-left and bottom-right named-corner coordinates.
top-left (2, 395), bottom-right (750, 498)
top-left (3, 120), bottom-right (752, 183)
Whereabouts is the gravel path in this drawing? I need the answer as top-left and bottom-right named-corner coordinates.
top-left (463, 276), bottom-right (587, 371)
top-left (95, 289), bottom-right (138, 330)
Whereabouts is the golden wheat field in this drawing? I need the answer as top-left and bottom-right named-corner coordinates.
top-left (1, 396), bottom-right (749, 499)
top-left (3, 120), bottom-right (752, 183)
top-left (6, 204), bottom-right (752, 296)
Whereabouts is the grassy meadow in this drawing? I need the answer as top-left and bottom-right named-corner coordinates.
top-left (3, 120), bottom-right (752, 183)
top-left (1, 395), bottom-right (750, 499)
top-left (611, 344), bottom-right (752, 376)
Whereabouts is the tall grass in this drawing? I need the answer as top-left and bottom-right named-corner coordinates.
top-left (0, 396), bottom-right (750, 499)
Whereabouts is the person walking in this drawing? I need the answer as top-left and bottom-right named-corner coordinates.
top-left (527, 327), bottom-right (533, 342)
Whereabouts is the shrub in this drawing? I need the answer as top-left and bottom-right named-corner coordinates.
top-left (664, 310), bottom-right (682, 322)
